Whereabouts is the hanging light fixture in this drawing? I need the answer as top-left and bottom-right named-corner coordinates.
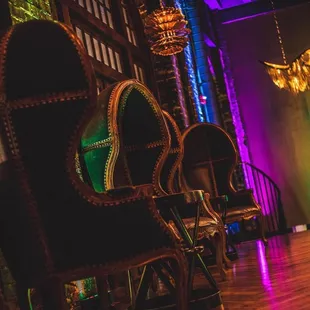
top-left (262, 0), bottom-right (310, 94)
top-left (143, 1), bottom-right (191, 56)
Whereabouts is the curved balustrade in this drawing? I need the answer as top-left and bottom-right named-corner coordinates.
top-left (236, 162), bottom-right (287, 236)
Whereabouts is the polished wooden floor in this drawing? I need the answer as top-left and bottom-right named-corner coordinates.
top-left (204, 231), bottom-right (310, 310)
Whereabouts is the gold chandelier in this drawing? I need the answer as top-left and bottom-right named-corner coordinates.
top-left (144, 4), bottom-right (190, 56)
top-left (263, 0), bottom-right (310, 94)
top-left (263, 50), bottom-right (310, 94)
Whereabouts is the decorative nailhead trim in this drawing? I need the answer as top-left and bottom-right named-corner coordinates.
top-left (163, 111), bottom-right (184, 194)
top-left (8, 90), bottom-right (88, 109)
top-left (75, 152), bottom-right (84, 182)
top-left (124, 140), bottom-right (166, 152)
top-left (81, 137), bottom-right (112, 154)
top-left (169, 147), bottom-right (181, 154)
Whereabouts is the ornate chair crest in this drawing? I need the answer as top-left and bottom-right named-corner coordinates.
top-left (0, 20), bottom-right (187, 310)
top-left (181, 123), bottom-right (268, 246)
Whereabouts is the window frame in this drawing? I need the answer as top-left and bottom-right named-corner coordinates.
top-left (74, 0), bottom-right (114, 29)
top-left (74, 25), bottom-right (124, 74)
top-left (133, 62), bottom-right (146, 84)
top-left (121, 0), bottom-right (138, 46)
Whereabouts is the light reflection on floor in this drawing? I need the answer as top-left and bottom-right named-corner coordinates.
top-left (203, 231), bottom-right (310, 309)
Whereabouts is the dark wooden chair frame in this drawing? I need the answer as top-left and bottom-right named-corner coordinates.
top-left (181, 123), bottom-right (268, 247)
top-left (80, 80), bottom-right (223, 309)
top-left (0, 21), bottom-right (188, 310)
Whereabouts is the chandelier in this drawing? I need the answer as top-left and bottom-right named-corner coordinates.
top-left (144, 3), bottom-right (190, 56)
top-left (263, 50), bottom-right (310, 94)
top-left (262, 0), bottom-right (310, 94)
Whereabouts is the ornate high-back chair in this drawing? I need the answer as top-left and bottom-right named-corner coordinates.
top-left (0, 20), bottom-right (188, 310)
top-left (80, 81), bottom-right (224, 308)
top-left (181, 123), bottom-right (268, 246)
top-left (80, 80), bottom-right (170, 195)
top-left (162, 111), bottom-right (231, 279)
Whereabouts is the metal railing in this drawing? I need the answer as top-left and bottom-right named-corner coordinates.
top-left (236, 162), bottom-right (287, 235)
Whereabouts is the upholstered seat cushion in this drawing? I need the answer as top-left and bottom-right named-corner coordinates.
top-left (222, 206), bottom-right (261, 223)
top-left (169, 216), bottom-right (220, 241)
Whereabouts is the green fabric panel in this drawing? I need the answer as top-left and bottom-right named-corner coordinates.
top-left (83, 147), bottom-right (110, 193)
top-left (81, 115), bottom-right (110, 193)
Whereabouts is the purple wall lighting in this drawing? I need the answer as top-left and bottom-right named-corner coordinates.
top-left (204, 0), bottom-right (255, 10)
top-left (217, 47), bottom-right (277, 223)
top-left (218, 49), bottom-right (252, 187)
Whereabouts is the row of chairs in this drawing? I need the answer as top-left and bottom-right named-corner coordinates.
top-left (78, 79), bottom-right (227, 308)
top-left (0, 20), bottom-right (267, 309)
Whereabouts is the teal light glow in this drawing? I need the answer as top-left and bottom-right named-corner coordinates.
top-left (174, 0), bottom-right (205, 123)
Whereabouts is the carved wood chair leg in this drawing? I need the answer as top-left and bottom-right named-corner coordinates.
top-left (152, 263), bottom-right (175, 294)
top-left (213, 234), bottom-right (226, 281)
top-left (258, 213), bottom-right (268, 246)
top-left (226, 225), bottom-right (238, 253)
top-left (96, 275), bottom-right (112, 310)
top-left (134, 265), bottom-right (153, 309)
top-left (170, 258), bottom-right (188, 310)
top-left (16, 286), bottom-right (31, 310)
top-left (127, 270), bottom-right (136, 308)
top-left (40, 279), bottom-right (67, 310)
top-left (220, 228), bottom-right (232, 269)
top-left (187, 253), bottom-right (196, 294)
top-left (151, 270), bottom-right (159, 293)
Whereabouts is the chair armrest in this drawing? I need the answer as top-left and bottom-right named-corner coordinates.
top-left (106, 184), bottom-right (154, 199)
top-left (236, 189), bottom-right (253, 195)
top-left (83, 196), bottom-right (180, 264)
top-left (228, 188), bottom-right (257, 206)
top-left (208, 195), bottom-right (227, 213)
top-left (205, 194), bottom-right (228, 223)
top-left (0, 186), bottom-right (179, 277)
top-left (88, 184), bottom-right (154, 204)
top-left (209, 195), bottom-right (228, 204)
top-left (154, 190), bottom-right (204, 222)
top-left (201, 194), bottom-right (223, 222)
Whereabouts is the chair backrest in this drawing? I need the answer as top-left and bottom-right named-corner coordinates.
top-left (0, 21), bottom-right (179, 293)
top-left (161, 111), bottom-right (183, 194)
top-left (0, 20), bottom-right (99, 286)
top-left (181, 123), bottom-right (238, 198)
top-left (81, 80), bottom-right (171, 196)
